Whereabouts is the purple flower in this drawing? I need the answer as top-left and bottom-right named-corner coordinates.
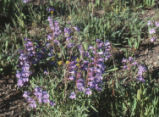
top-left (155, 21), bottom-right (159, 27)
top-left (38, 97), bottom-right (43, 104)
top-left (68, 76), bottom-right (75, 80)
top-left (22, 66), bottom-right (30, 71)
top-left (34, 87), bottom-right (43, 99)
top-left (17, 78), bottom-right (24, 87)
top-left (128, 57), bottom-right (133, 62)
top-left (96, 39), bottom-right (101, 43)
top-left (138, 65), bottom-right (146, 76)
top-left (76, 79), bottom-right (85, 92)
top-left (137, 76), bottom-right (145, 82)
top-left (48, 16), bottom-right (54, 31)
top-left (48, 16), bottom-right (52, 22)
top-left (150, 37), bottom-right (156, 42)
top-left (53, 21), bottom-right (61, 37)
top-left (34, 87), bottom-right (51, 104)
top-left (69, 92), bottom-right (76, 99)
top-left (21, 72), bottom-right (30, 77)
top-left (64, 27), bottom-right (71, 37)
top-left (16, 71), bottom-right (21, 79)
top-left (136, 65), bottom-right (147, 82)
top-left (27, 97), bottom-right (37, 108)
top-left (98, 51), bottom-right (104, 55)
top-left (47, 35), bottom-right (52, 41)
top-left (147, 20), bottom-right (152, 26)
top-left (85, 88), bottom-right (92, 96)
top-left (66, 36), bottom-right (72, 41)
top-left (43, 98), bottom-right (50, 103)
top-left (42, 91), bottom-right (49, 98)
top-left (149, 29), bottom-right (156, 34)
top-left (50, 100), bottom-right (56, 106)
top-left (47, 7), bottom-right (54, 13)
top-left (22, 77), bottom-right (29, 82)
top-left (34, 87), bottom-right (42, 92)
top-left (42, 91), bottom-right (50, 103)
top-left (122, 57), bottom-right (138, 70)
top-left (89, 46), bottom-right (94, 50)
top-left (23, 0), bottom-right (30, 3)
top-left (69, 71), bottom-right (76, 75)
top-left (24, 38), bottom-right (35, 57)
top-left (68, 61), bottom-right (77, 80)
top-left (87, 81), bottom-right (94, 88)
top-left (19, 54), bottom-right (27, 61)
top-left (78, 45), bottom-right (84, 56)
top-left (54, 40), bottom-right (60, 45)
top-left (95, 84), bottom-right (102, 91)
top-left (67, 43), bottom-right (74, 48)
top-left (22, 87), bottom-right (54, 108)
top-left (122, 58), bottom-right (127, 63)
top-left (44, 70), bottom-right (49, 75)
top-left (104, 40), bottom-right (111, 47)
top-left (96, 39), bottom-right (104, 48)
top-left (23, 91), bottom-right (30, 98)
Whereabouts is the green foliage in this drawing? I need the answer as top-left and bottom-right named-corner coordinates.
top-left (29, 73), bottom-right (93, 117)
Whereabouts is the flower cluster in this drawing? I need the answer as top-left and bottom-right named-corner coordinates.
top-left (16, 38), bottom-right (35, 87)
top-left (69, 92), bottom-right (76, 99)
top-left (147, 20), bottom-right (159, 43)
top-left (122, 57), bottom-right (137, 70)
top-left (22, 0), bottom-right (31, 3)
top-left (47, 7), bottom-right (55, 14)
top-left (23, 87), bottom-right (55, 108)
top-left (64, 27), bottom-right (73, 48)
top-left (67, 39), bottom-right (112, 99)
top-left (137, 65), bottom-right (147, 82)
top-left (16, 53), bottom-right (31, 87)
top-left (16, 38), bottom-right (56, 108)
top-left (121, 57), bottom-right (147, 82)
top-left (46, 16), bottom-right (80, 63)
top-left (67, 60), bottom-right (78, 81)
top-left (34, 87), bottom-right (55, 106)
top-left (45, 16), bottom-right (63, 62)
top-left (24, 38), bottom-right (36, 57)
top-left (48, 16), bottom-right (61, 38)
top-left (87, 40), bottom-right (111, 90)
top-left (23, 91), bottom-right (36, 108)
top-left (17, 10), bottom-right (112, 104)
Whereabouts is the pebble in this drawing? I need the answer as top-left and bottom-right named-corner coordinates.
top-left (153, 61), bottom-right (158, 67)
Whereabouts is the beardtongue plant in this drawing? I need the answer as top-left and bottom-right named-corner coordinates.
top-left (16, 38), bottom-right (54, 109)
top-left (16, 38), bottom-right (35, 87)
top-left (122, 57), bottom-right (147, 82)
top-left (137, 65), bottom-right (147, 82)
top-left (66, 39), bottom-right (112, 99)
top-left (16, 11), bottom-right (112, 111)
top-left (46, 15), bottom-right (113, 99)
top-left (15, 15), bottom-right (81, 109)
top-left (16, 37), bottom-right (58, 108)
top-left (23, 87), bottom-right (55, 109)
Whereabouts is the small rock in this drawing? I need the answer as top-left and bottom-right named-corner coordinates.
top-left (153, 61), bottom-right (158, 67)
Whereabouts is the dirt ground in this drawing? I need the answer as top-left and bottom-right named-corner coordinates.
top-left (0, 74), bottom-right (28, 117)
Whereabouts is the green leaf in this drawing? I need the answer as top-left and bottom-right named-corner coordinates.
top-left (90, 105), bottom-right (98, 112)
top-left (83, 25), bottom-right (89, 34)
top-left (83, 42), bottom-right (88, 51)
top-left (137, 88), bottom-right (142, 101)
